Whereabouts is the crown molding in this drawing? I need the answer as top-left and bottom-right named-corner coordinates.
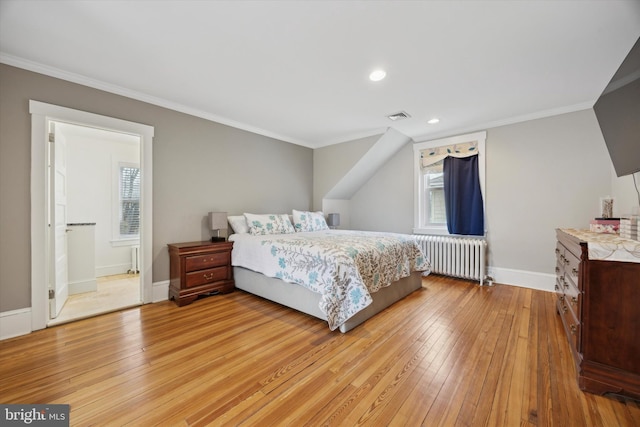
top-left (0, 53), bottom-right (314, 148)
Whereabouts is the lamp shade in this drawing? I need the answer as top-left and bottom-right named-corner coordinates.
top-left (327, 213), bottom-right (340, 227)
top-left (208, 212), bottom-right (228, 231)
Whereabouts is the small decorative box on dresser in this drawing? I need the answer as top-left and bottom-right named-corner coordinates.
top-left (555, 229), bottom-right (640, 400)
top-left (168, 241), bottom-right (234, 306)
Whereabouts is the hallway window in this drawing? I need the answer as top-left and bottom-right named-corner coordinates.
top-left (118, 164), bottom-right (140, 238)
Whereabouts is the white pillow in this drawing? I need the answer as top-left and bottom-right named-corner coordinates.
top-left (244, 213), bottom-right (296, 235)
top-left (227, 215), bottom-right (249, 234)
top-left (292, 209), bottom-right (329, 232)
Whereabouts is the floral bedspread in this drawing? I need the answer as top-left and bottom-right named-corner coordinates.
top-left (230, 230), bottom-right (431, 330)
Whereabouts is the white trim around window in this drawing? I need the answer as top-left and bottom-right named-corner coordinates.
top-left (413, 131), bottom-right (486, 235)
top-left (112, 160), bottom-right (141, 246)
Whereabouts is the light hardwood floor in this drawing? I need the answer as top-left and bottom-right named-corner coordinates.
top-left (1, 275), bottom-right (639, 426)
top-left (49, 274), bottom-right (140, 326)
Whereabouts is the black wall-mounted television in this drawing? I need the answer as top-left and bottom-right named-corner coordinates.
top-left (593, 36), bottom-right (640, 177)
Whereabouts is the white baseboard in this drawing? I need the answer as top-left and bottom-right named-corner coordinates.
top-left (69, 279), bottom-right (98, 295)
top-left (488, 266), bottom-right (555, 292)
top-left (152, 280), bottom-right (169, 303)
top-left (0, 308), bottom-right (32, 340)
top-left (2, 281), bottom-right (169, 341)
top-left (96, 263), bottom-right (131, 277)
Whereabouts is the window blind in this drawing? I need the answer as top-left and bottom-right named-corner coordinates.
top-left (120, 166), bottom-right (140, 236)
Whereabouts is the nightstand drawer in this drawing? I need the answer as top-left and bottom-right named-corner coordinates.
top-left (168, 240), bottom-right (234, 306)
top-left (185, 252), bottom-right (230, 272)
top-left (185, 266), bottom-right (229, 288)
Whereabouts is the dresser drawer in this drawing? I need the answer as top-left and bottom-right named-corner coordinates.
top-left (555, 242), bottom-right (565, 265)
top-left (564, 281), bottom-right (581, 322)
top-left (563, 250), bottom-right (580, 289)
top-left (185, 252), bottom-right (230, 272)
top-left (559, 298), bottom-right (581, 358)
top-left (566, 315), bottom-right (580, 357)
top-left (185, 266), bottom-right (230, 288)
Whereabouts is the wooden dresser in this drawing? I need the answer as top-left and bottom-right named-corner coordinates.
top-left (168, 241), bottom-right (234, 306)
top-left (555, 229), bottom-right (640, 400)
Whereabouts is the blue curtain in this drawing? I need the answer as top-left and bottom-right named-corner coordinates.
top-left (443, 154), bottom-right (484, 235)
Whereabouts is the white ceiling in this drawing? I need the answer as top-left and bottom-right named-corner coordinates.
top-left (1, 1), bottom-right (639, 148)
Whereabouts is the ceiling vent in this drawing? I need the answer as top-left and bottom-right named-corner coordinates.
top-left (386, 111), bottom-right (411, 121)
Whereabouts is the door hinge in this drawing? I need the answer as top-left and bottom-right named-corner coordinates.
top-left (49, 289), bottom-right (55, 299)
top-left (49, 132), bottom-right (55, 143)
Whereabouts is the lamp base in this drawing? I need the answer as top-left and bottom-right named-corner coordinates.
top-left (211, 237), bottom-right (226, 242)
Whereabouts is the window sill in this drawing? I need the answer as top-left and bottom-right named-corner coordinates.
top-left (413, 227), bottom-right (449, 236)
top-left (111, 238), bottom-right (140, 247)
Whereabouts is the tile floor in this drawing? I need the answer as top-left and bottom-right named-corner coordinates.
top-left (48, 274), bottom-right (141, 326)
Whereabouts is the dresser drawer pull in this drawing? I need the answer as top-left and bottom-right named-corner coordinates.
top-left (203, 273), bottom-right (215, 281)
top-left (570, 324), bottom-right (577, 335)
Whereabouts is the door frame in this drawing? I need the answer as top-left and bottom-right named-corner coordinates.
top-left (30, 100), bottom-right (154, 330)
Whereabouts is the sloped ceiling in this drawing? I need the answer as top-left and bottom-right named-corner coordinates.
top-left (1, 0), bottom-right (639, 148)
top-left (325, 128), bottom-right (411, 200)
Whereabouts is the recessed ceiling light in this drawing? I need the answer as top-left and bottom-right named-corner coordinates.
top-left (427, 118), bottom-right (440, 124)
top-left (369, 69), bottom-right (386, 82)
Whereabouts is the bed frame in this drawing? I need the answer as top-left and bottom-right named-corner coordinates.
top-left (233, 267), bottom-right (424, 333)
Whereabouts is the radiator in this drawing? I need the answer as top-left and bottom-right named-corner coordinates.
top-left (413, 235), bottom-right (487, 285)
top-left (129, 245), bottom-right (140, 274)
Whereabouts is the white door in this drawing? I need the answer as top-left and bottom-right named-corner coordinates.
top-left (49, 123), bottom-right (69, 318)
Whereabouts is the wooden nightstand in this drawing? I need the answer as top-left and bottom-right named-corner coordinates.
top-left (168, 240), bottom-right (234, 306)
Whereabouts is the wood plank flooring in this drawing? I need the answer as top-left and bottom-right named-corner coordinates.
top-left (1, 275), bottom-right (639, 426)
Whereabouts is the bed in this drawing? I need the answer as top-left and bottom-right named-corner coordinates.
top-left (228, 212), bottom-right (431, 332)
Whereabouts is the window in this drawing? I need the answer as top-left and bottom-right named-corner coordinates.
top-left (112, 162), bottom-right (140, 243)
top-left (423, 159), bottom-right (446, 225)
top-left (119, 165), bottom-right (140, 236)
top-left (413, 131), bottom-right (486, 235)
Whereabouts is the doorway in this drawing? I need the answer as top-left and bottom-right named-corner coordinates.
top-left (47, 122), bottom-right (142, 325)
top-left (30, 101), bottom-right (154, 331)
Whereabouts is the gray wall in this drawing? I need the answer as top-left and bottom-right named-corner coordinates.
top-left (0, 64), bottom-right (313, 312)
top-left (315, 109), bottom-right (626, 279)
top-left (312, 133), bottom-right (378, 211)
top-left (350, 142), bottom-right (415, 234)
top-left (484, 110), bottom-right (612, 274)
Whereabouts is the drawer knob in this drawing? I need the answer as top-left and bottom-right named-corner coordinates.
top-left (203, 273), bottom-right (214, 280)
